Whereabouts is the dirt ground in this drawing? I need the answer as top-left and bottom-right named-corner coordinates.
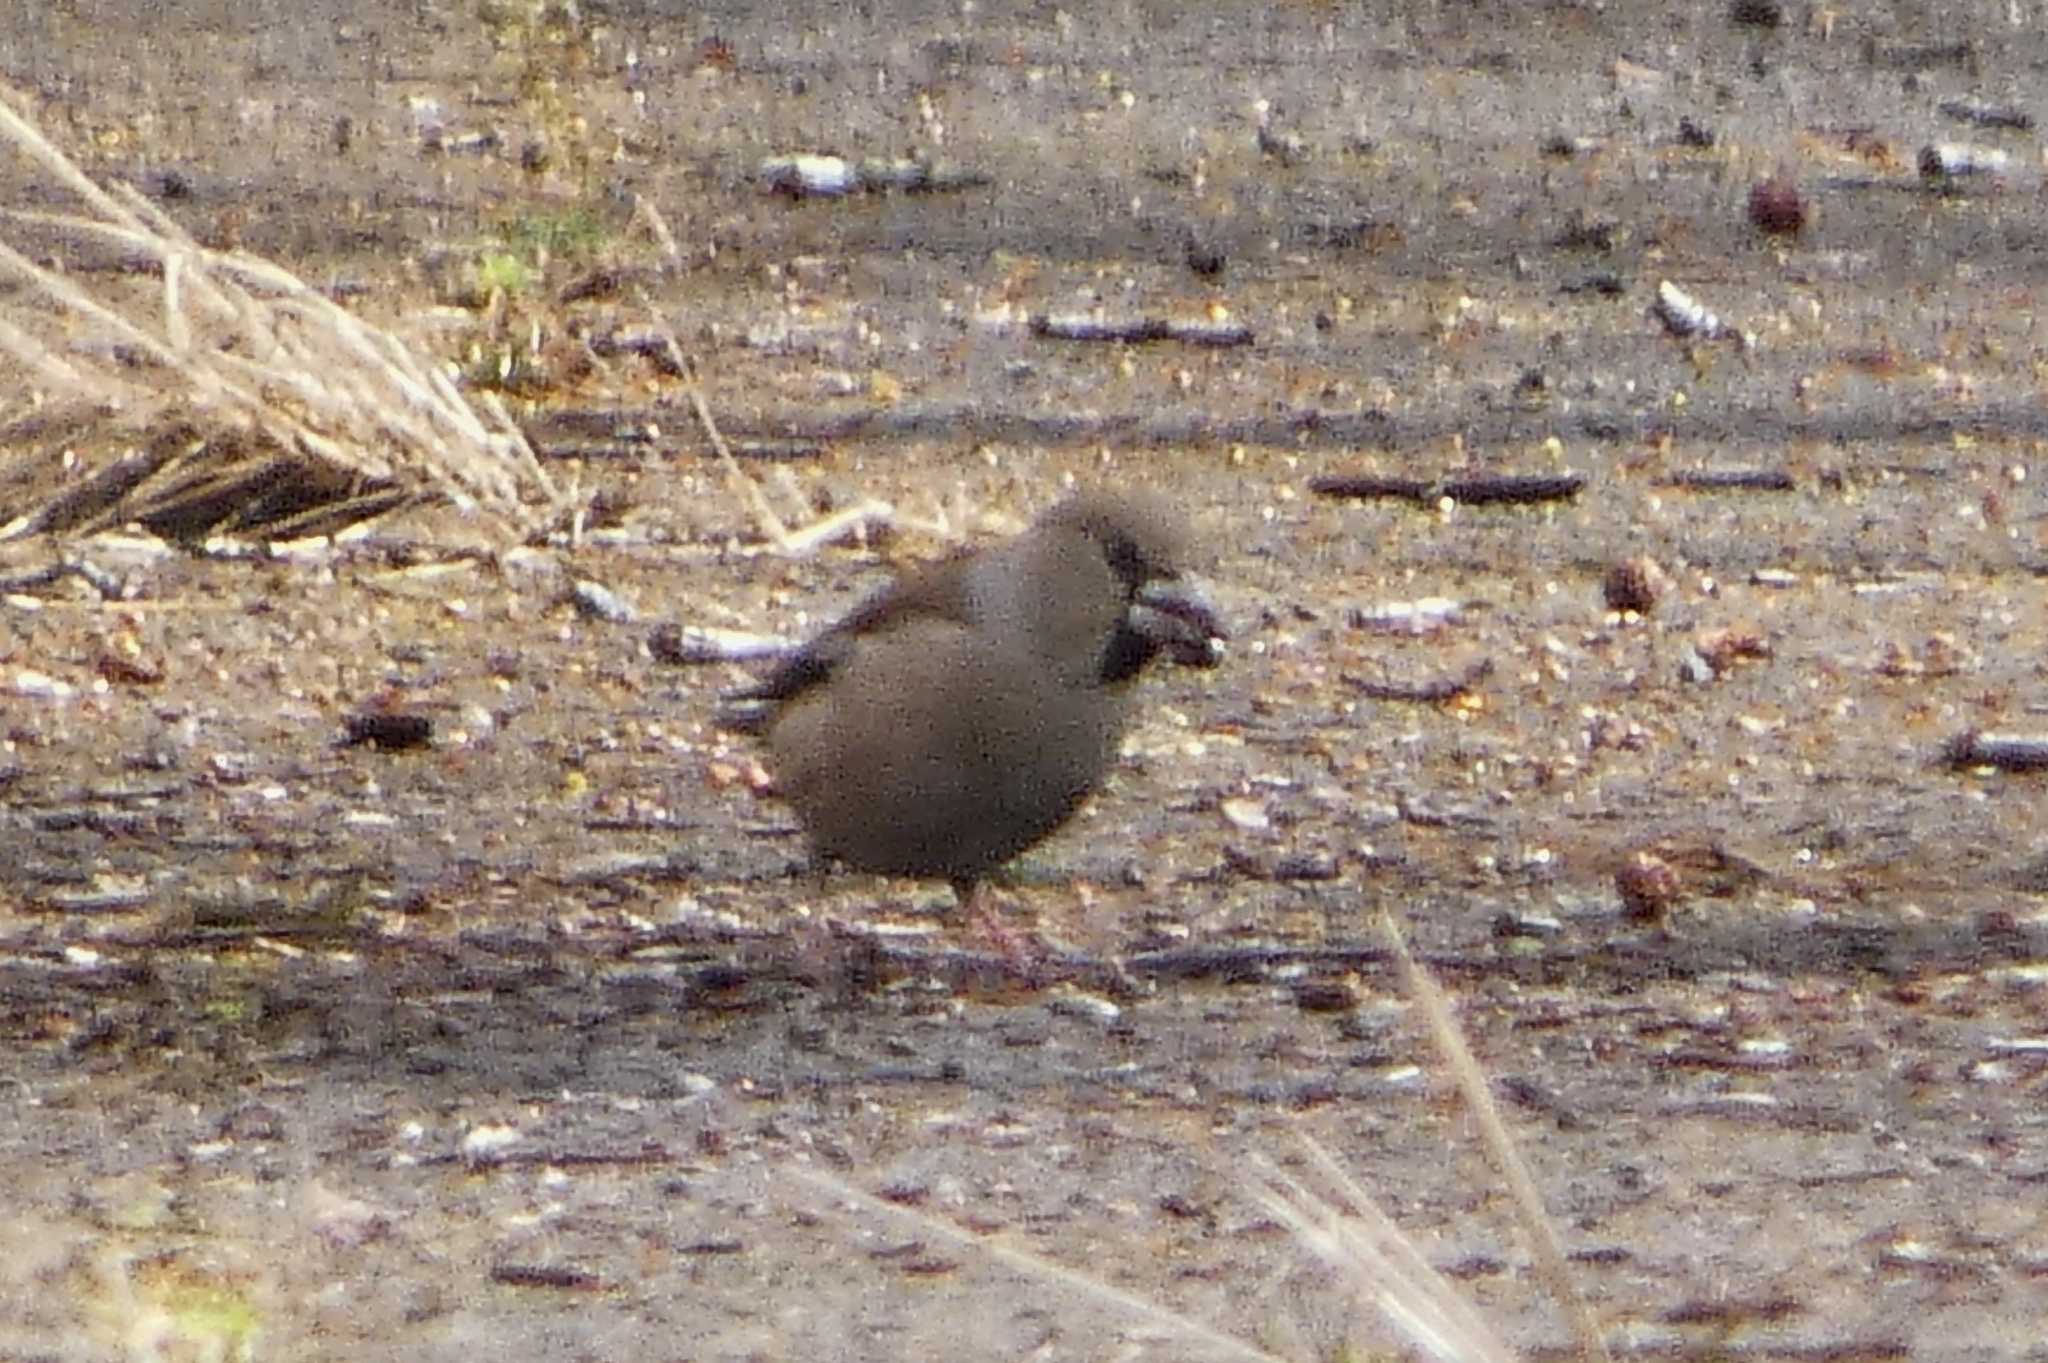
top-left (5, 1), bottom-right (2048, 1358)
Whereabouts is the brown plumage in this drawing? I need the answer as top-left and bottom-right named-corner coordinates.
top-left (728, 491), bottom-right (1225, 896)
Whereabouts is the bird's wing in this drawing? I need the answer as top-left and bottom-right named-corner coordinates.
top-left (719, 545), bottom-right (986, 728)
top-left (831, 544), bottom-right (982, 638)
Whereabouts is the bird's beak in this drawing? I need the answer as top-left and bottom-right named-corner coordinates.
top-left (1132, 576), bottom-right (1227, 668)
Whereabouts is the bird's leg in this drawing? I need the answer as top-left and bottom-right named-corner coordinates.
top-left (952, 875), bottom-right (987, 925)
top-left (953, 875), bottom-right (1035, 961)
top-left (788, 862), bottom-right (862, 991)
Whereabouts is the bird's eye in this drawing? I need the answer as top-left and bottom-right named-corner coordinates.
top-left (1100, 534), bottom-right (1155, 588)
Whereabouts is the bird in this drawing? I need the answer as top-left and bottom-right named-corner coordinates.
top-left (724, 490), bottom-right (1225, 904)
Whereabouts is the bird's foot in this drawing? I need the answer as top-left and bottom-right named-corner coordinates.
top-left (955, 878), bottom-right (1046, 969)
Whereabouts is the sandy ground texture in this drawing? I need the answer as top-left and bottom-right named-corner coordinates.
top-left (6, 0), bottom-right (2048, 1358)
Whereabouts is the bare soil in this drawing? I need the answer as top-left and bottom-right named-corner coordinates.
top-left (5, 2), bottom-right (2048, 1359)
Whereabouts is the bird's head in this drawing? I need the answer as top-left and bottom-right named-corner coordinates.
top-left (1041, 492), bottom-right (1228, 683)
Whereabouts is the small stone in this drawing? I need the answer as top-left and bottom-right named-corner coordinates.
top-left (1696, 626), bottom-right (1772, 672)
top-left (1617, 850), bottom-right (1683, 922)
top-left (569, 579), bottom-right (635, 623)
top-left (1292, 978), bottom-right (1360, 1012)
top-left (341, 710), bottom-right (433, 752)
top-left (1047, 988), bottom-right (1122, 1024)
top-left (1220, 797), bottom-right (1270, 832)
top-left (12, 668), bottom-right (74, 700)
top-left (1604, 556), bottom-right (1669, 613)
top-left (461, 1123), bottom-right (521, 1161)
top-left (1748, 170), bottom-right (1807, 235)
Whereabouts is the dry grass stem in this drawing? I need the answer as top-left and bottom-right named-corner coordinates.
top-left (798, 1113), bottom-right (1531, 1363)
top-left (1250, 1137), bottom-right (1522, 1363)
top-left (792, 1167), bottom-right (1291, 1363)
top-left (1384, 913), bottom-right (1613, 1363)
top-left (665, 335), bottom-right (923, 557)
top-left (667, 343), bottom-right (789, 545)
top-left (774, 498), bottom-right (900, 556)
top-left (0, 90), bottom-right (565, 542)
top-left (630, 191), bottom-right (683, 271)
